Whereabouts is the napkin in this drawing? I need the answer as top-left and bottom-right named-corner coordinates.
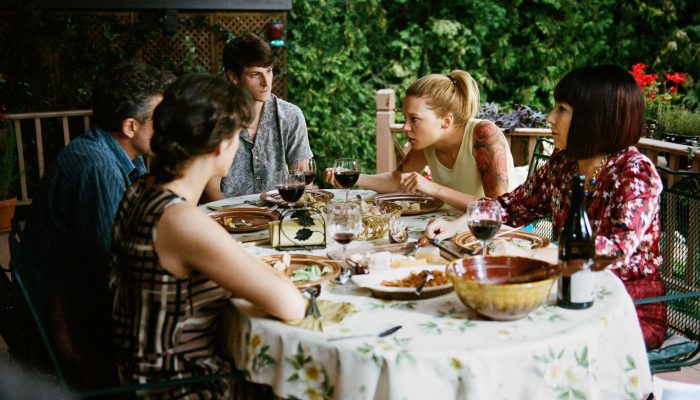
top-left (286, 299), bottom-right (358, 332)
top-left (269, 218), bottom-right (328, 248)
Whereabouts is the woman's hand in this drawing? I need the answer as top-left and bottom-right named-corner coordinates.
top-left (323, 167), bottom-right (341, 188)
top-left (425, 216), bottom-right (464, 241)
top-left (400, 172), bottom-right (433, 195)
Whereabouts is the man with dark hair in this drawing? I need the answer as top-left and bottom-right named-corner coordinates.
top-left (19, 62), bottom-right (172, 389)
top-left (204, 32), bottom-right (313, 199)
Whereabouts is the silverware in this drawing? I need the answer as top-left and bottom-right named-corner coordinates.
top-left (327, 325), bottom-right (402, 341)
top-left (402, 236), bottom-right (429, 256)
top-left (430, 239), bottom-right (462, 260)
top-left (304, 286), bottom-right (322, 320)
top-left (414, 270), bottom-right (434, 296)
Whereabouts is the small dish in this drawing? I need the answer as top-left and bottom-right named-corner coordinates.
top-left (373, 193), bottom-right (444, 215)
top-left (260, 189), bottom-right (334, 207)
top-left (208, 208), bottom-right (281, 233)
top-left (351, 265), bottom-right (453, 300)
top-left (453, 229), bottom-right (550, 253)
top-left (260, 254), bottom-right (341, 290)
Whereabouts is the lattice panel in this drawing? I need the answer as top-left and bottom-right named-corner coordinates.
top-left (1, 10), bottom-right (289, 110)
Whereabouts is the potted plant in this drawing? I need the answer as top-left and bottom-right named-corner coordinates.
top-left (0, 119), bottom-right (18, 234)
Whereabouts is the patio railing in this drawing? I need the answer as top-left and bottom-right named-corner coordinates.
top-left (376, 89), bottom-right (700, 186)
top-left (4, 110), bottom-right (92, 205)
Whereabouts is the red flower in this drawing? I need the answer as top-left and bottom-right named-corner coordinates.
top-left (669, 86), bottom-right (677, 94)
top-left (649, 91), bottom-right (656, 100)
top-left (665, 72), bottom-right (687, 85)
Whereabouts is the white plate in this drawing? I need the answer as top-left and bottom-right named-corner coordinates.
top-left (351, 265), bottom-right (453, 300)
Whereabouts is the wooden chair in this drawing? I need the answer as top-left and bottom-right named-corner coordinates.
top-left (8, 219), bottom-right (240, 398)
top-left (634, 166), bottom-right (700, 374)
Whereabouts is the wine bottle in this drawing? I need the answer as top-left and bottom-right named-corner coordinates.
top-left (557, 174), bottom-right (596, 309)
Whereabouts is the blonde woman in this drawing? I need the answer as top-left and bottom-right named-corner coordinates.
top-left (325, 70), bottom-right (516, 211)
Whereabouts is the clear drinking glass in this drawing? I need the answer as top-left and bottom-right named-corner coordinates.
top-left (289, 158), bottom-right (317, 187)
top-left (327, 202), bottom-right (363, 284)
top-left (466, 199), bottom-right (502, 256)
top-left (332, 158), bottom-right (361, 201)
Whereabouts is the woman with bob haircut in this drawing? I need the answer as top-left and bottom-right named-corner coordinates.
top-left (426, 64), bottom-right (666, 349)
top-left (109, 73), bottom-right (306, 398)
top-left (324, 70), bottom-right (517, 211)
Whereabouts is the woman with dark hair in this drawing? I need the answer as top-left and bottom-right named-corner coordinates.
top-left (427, 65), bottom-right (666, 349)
top-left (109, 73), bottom-right (306, 397)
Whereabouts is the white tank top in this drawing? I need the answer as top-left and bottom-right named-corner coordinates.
top-left (423, 118), bottom-right (516, 197)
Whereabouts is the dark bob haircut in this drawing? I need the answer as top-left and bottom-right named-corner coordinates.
top-left (554, 64), bottom-right (645, 159)
top-left (222, 32), bottom-right (273, 78)
top-left (150, 73), bottom-right (254, 183)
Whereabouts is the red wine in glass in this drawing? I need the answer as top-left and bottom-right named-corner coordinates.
top-left (468, 220), bottom-right (501, 240)
top-left (278, 184), bottom-right (305, 203)
top-left (332, 232), bottom-right (356, 245)
top-left (303, 171), bottom-right (316, 185)
top-left (466, 199), bottom-right (502, 256)
top-left (334, 170), bottom-right (360, 188)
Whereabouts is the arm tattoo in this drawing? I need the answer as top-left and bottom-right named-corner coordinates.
top-left (472, 122), bottom-right (510, 197)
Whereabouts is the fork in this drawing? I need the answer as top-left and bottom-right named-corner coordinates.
top-left (415, 270), bottom-right (435, 296)
top-left (304, 286), bottom-right (322, 320)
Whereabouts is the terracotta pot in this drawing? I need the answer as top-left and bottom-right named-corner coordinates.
top-left (0, 197), bottom-right (17, 234)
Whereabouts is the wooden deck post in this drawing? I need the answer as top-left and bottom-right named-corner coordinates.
top-left (376, 89), bottom-right (396, 174)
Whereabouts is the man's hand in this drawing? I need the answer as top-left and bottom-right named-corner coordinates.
top-left (323, 167), bottom-right (342, 188)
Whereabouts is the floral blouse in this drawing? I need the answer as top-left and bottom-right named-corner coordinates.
top-left (498, 146), bottom-right (662, 282)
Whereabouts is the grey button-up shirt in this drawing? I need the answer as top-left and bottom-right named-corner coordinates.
top-left (221, 94), bottom-right (313, 196)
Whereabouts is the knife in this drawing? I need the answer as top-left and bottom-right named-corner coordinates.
top-left (327, 325), bottom-right (402, 342)
top-left (430, 239), bottom-right (462, 260)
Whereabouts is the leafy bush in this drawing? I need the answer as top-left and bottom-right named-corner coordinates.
top-left (287, 0), bottom-right (700, 175)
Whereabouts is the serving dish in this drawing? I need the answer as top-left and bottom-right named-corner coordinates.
top-left (208, 208), bottom-right (280, 233)
top-left (453, 229), bottom-right (550, 253)
top-left (327, 242), bottom-right (453, 267)
top-left (373, 193), bottom-right (444, 215)
top-left (351, 265), bottom-right (453, 300)
top-left (260, 254), bottom-right (341, 290)
top-left (446, 256), bottom-right (558, 321)
top-left (260, 189), bottom-right (334, 207)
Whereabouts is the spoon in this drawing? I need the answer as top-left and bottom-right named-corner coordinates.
top-left (403, 235), bottom-right (430, 256)
top-left (414, 270), bottom-right (435, 296)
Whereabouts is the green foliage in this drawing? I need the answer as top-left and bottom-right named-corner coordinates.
top-left (0, 121), bottom-right (18, 199)
top-left (657, 104), bottom-right (700, 136)
top-left (287, 0), bottom-right (700, 175)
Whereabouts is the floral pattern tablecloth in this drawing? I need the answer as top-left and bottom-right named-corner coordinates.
top-left (208, 190), bottom-right (652, 400)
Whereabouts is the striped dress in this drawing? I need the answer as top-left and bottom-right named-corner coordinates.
top-left (110, 177), bottom-right (232, 399)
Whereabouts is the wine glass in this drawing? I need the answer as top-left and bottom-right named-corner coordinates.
top-left (466, 199), bottom-right (502, 256)
top-left (289, 158), bottom-right (317, 187)
top-left (332, 158), bottom-right (361, 201)
top-left (327, 202), bottom-right (363, 284)
top-left (277, 171), bottom-right (306, 207)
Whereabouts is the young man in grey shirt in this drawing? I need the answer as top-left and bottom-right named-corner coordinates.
top-left (204, 32), bottom-right (313, 200)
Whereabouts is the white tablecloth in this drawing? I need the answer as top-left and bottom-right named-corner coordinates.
top-left (207, 190), bottom-right (652, 400)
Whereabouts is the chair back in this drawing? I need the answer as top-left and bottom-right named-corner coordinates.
top-left (9, 219), bottom-right (69, 385)
top-left (526, 136), bottom-right (554, 179)
top-left (526, 136), bottom-right (556, 241)
top-left (656, 166), bottom-right (700, 338)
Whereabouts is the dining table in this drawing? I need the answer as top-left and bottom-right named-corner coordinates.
top-left (203, 189), bottom-right (653, 400)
